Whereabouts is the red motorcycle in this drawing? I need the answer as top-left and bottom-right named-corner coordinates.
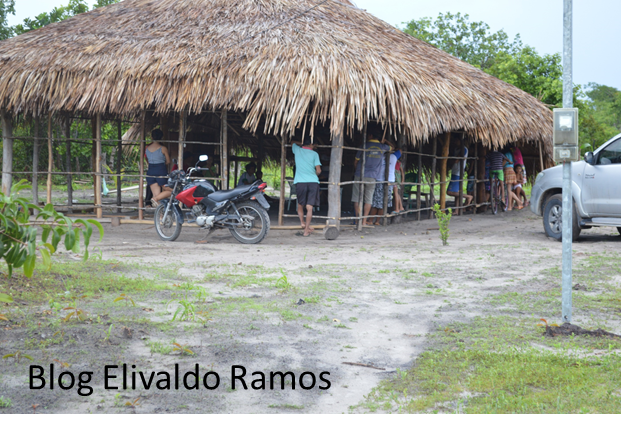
top-left (154, 155), bottom-right (270, 244)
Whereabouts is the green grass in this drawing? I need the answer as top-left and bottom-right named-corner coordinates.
top-left (0, 396), bottom-right (12, 408)
top-left (268, 404), bottom-right (304, 410)
top-left (355, 316), bottom-right (621, 413)
top-left (146, 340), bottom-right (174, 355)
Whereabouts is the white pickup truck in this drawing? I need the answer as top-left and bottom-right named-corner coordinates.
top-left (530, 133), bottom-right (621, 241)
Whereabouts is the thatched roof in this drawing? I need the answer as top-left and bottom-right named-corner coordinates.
top-left (0, 0), bottom-right (552, 151)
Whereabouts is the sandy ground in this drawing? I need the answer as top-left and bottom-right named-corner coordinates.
top-left (1, 208), bottom-right (620, 413)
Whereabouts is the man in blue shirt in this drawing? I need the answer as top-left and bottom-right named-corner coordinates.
top-left (292, 138), bottom-right (322, 237)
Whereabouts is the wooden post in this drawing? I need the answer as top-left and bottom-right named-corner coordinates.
top-left (473, 143), bottom-right (478, 215)
top-left (357, 124), bottom-right (367, 231)
top-left (233, 159), bottom-right (239, 187)
top-left (47, 114), bottom-right (53, 204)
top-left (539, 141), bottom-right (544, 173)
top-left (95, 113), bottom-right (102, 218)
top-left (477, 146), bottom-right (487, 211)
top-left (63, 118), bottom-right (73, 212)
top-left (278, 135), bottom-right (286, 226)
top-left (91, 119), bottom-right (97, 201)
top-left (457, 138), bottom-right (465, 216)
top-left (257, 135), bottom-right (264, 174)
top-left (430, 136), bottom-right (437, 208)
top-left (439, 132), bottom-right (451, 210)
top-left (138, 111), bottom-right (145, 220)
top-left (382, 148), bottom-right (390, 226)
top-left (416, 141), bottom-right (422, 221)
top-left (117, 120), bottom-right (122, 214)
top-left (178, 111), bottom-right (186, 173)
top-left (325, 130), bottom-right (344, 240)
top-left (220, 110), bottom-right (228, 190)
top-left (397, 133), bottom-right (406, 215)
top-left (1, 110), bottom-right (13, 195)
top-left (32, 116), bottom-right (40, 207)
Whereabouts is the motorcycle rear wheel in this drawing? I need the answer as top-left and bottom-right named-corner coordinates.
top-left (229, 201), bottom-right (270, 244)
top-left (154, 203), bottom-right (182, 242)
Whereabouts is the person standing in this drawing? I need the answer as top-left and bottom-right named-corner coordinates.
top-left (292, 138), bottom-right (322, 237)
top-left (352, 133), bottom-right (392, 226)
top-left (447, 147), bottom-right (473, 209)
top-left (145, 129), bottom-right (171, 207)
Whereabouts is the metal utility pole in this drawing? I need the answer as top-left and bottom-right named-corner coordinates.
top-left (561, 0), bottom-right (573, 322)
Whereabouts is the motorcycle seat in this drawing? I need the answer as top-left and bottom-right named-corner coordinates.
top-left (208, 185), bottom-right (254, 202)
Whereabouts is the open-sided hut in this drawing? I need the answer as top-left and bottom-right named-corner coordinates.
top-left (0, 0), bottom-right (553, 238)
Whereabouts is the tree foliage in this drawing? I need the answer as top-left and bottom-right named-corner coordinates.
top-left (0, 180), bottom-right (103, 278)
top-left (401, 12), bottom-right (620, 155)
top-left (0, 0), bottom-right (15, 40)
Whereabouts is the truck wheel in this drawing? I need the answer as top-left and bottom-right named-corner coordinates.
top-left (543, 194), bottom-right (581, 242)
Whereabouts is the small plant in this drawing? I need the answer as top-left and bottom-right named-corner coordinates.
top-left (2, 351), bottom-right (33, 363)
top-left (114, 293), bottom-right (136, 307)
top-left (172, 342), bottom-right (195, 356)
top-left (0, 396), bottom-right (12, 408)
top-left (433, 203), bottom-right (452, 246)
top-left (0, 293), bottom-right (12, 321)
top-left (103, 324), bottom-right (114, 343)
top-left (52, 359), bottom-right (70, 368)
top-left (274, 269), bottom-right (292, 291)
top-left (125, 397), bottom-right (141, 407)
top-left (62, 295), bottom-right (88, 322)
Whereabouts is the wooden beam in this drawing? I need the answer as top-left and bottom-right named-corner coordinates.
top-left (357, 123), bottom-right (367, 232)
top-left (95, 113), bottom-right (102, 219)
top-left (382, 147), bottom-right (389, 226)
top-left (278, 135), bottom-right (286, 227)
top-left (220, 110), bottom-right (228, 190)
top-left (63, 117), bottom-right (73, 212)
top-left (477, 146), bottom-right (487, 212)
top-left (138, 111), bottom-right (145, 220)
top-left (457, 137), bottom-right (465, 216)
top-left (47, 114), bottom-right (53, 204)
top-left (178, 111), bottom-right (186, 172)
top-left (1, 110), bottom-right (13, 195)
top-left (117, 120), bottom-right (122, 214)
top-left (33, 116), bottom-right (40, 207)
top-left (439, 132), bottom-right (451, 210)
top-left (91, 118), bottom-right (97, 201)
top-left (539, 141), bottom-right (544, 173)
top-left (325, 130), bottom-right (344, 239)
top-left (473, 143), bottom-right (478, 215)
top-left (416, 140), bottom-right (423, 220)
top-left (430, 136), bottom-right (437, 207)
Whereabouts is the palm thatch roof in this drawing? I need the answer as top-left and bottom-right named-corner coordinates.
top-left (0, 0), bottom-right (552, 153)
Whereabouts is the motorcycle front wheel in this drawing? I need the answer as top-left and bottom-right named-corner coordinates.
top-left (154, 203), bottom-right (182, 241)
top-left (229, 201), bottom-right (270, 244)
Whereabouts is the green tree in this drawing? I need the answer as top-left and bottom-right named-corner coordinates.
top-left (585, 83), bottom-right (621, 132)
top-left (0, 0), bottom-right (15, 40)
top-left (402, 12), bottom-right (522, 71)
top-left (13, 0), bottom-right (88, 34)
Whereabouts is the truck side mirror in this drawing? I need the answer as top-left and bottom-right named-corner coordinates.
top-left (584, 151), bottom-right (594, 165)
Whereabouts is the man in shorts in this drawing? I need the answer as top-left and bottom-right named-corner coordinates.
top-left (292, 138), bottom-right (322, 237)
top-left (352, 133), bottom-right (392, 225)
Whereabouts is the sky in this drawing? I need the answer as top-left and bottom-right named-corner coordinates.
top-left (7, 0), bottom-right (621, 90)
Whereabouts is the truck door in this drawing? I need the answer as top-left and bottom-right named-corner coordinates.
top-left (581, 139), bottom-right (621, 217)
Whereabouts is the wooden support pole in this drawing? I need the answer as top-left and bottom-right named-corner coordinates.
top-left (416, 141), bottom-right (422, 221)
top-left (473, 143), bottom-right (478, 216)
top-left (430, 137), bottom-right (437, 208)
top-left (278, 135), bottom-right (286, 227)
top-left (1, 110), bottom-right (13, 195)
top-left (357, 124), bottom-right (367, 231)
top-left (47, 115), bottom-right (53, 204)
top-left (539, 141), bottom-right (544, 173)
top-left (382, 148), bottom-right (389, 226)
top-left (91, 119), bottom-right (97, 201)
top-left (257, 135), bottom-right (264, 174)
top-left (95, 113), bottom-right (102, 219)
top-left (178, 111), bottom-right (186, 173)
top-left (33, 116), bottom-right (40, 207)
top-left (233, 159), bottom-right (239, 187)
top-left (325, 130), bottom-right (344, 240)
top-left (457, 137), bottom-right (465, 216)
top-left (439, 132), bottom-right (451, 210)
top-left (138, 111), bottom-right (145, 220)
top-left (63, 117), bottom-right (73, 212)
top-left (117, 120), bottom-right (122, 213)
top-left (220, 110), bottom-right (228, 190)
top-left (477, 146), bottom-right (487, 212)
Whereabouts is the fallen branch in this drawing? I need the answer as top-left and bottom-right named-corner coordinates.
top-left (342, 362), bottom-right (386, 370)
